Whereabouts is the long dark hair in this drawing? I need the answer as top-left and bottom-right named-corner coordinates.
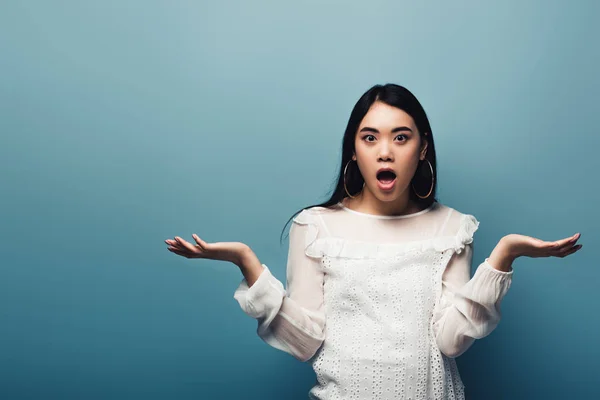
top-left (279, 83), bottom-right (439, 245)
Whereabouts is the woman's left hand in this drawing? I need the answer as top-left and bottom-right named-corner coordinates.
top-left (502, 232), bottom-right (582, 259)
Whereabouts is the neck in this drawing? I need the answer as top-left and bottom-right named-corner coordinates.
top-left (343, 187), bottom-right (425, 217)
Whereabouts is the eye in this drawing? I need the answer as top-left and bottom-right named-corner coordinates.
top-left (362, 134), bottom-right (407, 142)
top-left (363, 135), bottom-right (376, 142)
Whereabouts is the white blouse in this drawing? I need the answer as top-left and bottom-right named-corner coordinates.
top-left (233, 201), bottom-right (513, 400)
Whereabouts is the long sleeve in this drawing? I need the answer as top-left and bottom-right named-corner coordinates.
top-left (233, 210), bottom-right (326, 362)
top-left (432, 243), bottom-right (513, 358)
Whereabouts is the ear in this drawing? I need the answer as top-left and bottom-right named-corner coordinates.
top-left (420, 133), bottom-right (429, 160)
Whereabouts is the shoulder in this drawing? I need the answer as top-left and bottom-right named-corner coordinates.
top-left (433, 201), bottom-right (480, 236)
top-left (433, 201), bottom-right (477, 219)
top-left (428, 202), bottom-right (480, 254)
top-left (292, 204), bottom-right (336, 225)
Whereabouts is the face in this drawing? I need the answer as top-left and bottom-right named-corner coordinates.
top-left (353, 101), bottom-right (428, 203)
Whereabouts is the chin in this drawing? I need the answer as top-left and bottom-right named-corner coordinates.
top-left (369, 183), bottom-right (408, 200)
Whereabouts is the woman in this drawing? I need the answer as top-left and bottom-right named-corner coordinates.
top-left (165, 83), bottom-right (582, 399)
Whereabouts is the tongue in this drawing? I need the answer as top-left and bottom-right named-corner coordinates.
top-left (379, 178), bottom-right (395, 183)
top-left (378, 172), bottom-right (396, 183)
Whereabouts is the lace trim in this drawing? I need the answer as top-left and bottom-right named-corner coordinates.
top-left (293, 209), bottom-right (479, 259)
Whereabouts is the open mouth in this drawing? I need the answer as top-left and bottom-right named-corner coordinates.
top-left (376, 170), bottom-right (397, 191)
top-left (376, 170), bottom-right (397, 183)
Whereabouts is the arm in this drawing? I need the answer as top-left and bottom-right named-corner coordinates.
top-left (233, 212), bottom-right (326, 362)
top-left (432, 241), bottom-right (514, 358)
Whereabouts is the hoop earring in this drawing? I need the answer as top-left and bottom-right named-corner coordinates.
top-left (343, 159), bottom-right (364, 199)
top-left (411, 158), bottom-right (434, 199)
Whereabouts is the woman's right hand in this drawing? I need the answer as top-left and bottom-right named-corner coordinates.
top-left (165, 234), bottom-right (249, 266)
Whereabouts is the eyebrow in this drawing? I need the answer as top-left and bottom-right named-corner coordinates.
top-left (359, 126), bottom-right (413, 133)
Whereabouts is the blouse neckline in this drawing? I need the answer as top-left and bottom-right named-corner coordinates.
top-left (337, 200), bottom-right (437, 220)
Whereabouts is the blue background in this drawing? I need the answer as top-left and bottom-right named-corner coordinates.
top-left (1, 1), bottom-right (598, 399)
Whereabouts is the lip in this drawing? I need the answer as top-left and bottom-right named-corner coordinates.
top-left (376, 167), bottom-right (397, 192)
top-left (377, 177), bottom-right (397, 191)
top-left (376, 167), bottom-right (396, 175)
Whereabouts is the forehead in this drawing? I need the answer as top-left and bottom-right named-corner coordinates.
top-left (359, 101), bottom-right (416, 129)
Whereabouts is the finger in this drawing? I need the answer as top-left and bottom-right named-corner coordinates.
top-left (565, 233), bottom-right (581, 246)
top-left (548, 243), bottom-right (575, 257)
top-left (554, 233), bottom-right (581, 248)
top-left (175, 236), bottom-right (197, 253)
top-left (554, 243), bottom-right (580, 258)
top-left (167, 246), bottom-right (186, 253)
top-left (166, 239), bottom-right (185, 251)
top-left (192, 234), bottom-right (208, 249)
top-left (558, 244), bottom-right (582, 258)
top-left (547, 235), bottom-right (580, 254)
top-left (168, 244), bottom-right (209, 259)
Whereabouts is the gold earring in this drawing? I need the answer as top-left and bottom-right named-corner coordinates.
top-left (343, 159), bottom-right (364, 199)
top-left (412, 158), bottom-right (434, 199)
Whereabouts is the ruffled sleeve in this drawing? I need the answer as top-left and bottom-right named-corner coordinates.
top-left (451, 214), bottom-right (479, 254)
top-left (431, 213), bottom-right (514, 358)
top-left (291, 208), bottom-right (323, 259)
top-left (233, 208), bottom-right (326, 362)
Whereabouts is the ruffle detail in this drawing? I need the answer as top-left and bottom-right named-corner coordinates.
top-left (452, 214), bottom-right (480, 254)
top-left (291, 209), bottom-right (322, 258)
top-left (293, 210), bottom-right (479, 260)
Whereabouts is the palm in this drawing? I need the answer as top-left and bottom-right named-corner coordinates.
top-left (503, 233), bottom-right (582, 259)
top-left (164, 234), bottom-right (247, 264)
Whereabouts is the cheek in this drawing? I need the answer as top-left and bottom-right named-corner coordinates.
top-left (355, 162), bottom-right (376, 183)
top-left (399, 148), bottom-right (421, 165)
top-left (399, 155), bottom-right (421, 176)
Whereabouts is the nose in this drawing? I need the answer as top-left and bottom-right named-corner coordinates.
top-left (378, 142), bottom-right (393, 161)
